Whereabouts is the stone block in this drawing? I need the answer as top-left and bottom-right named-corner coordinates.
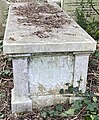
top-left (12, 89), bottom-right (32, 113)
top-left (0, 0), bottom-right (9, 37)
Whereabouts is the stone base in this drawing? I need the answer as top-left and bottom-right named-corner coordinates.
top-left (31, 95), bottom-right (68, 108)
top-left (12, 88), bottom-right (83, 113)
top-left (31, 94), bottom-right (83, 108)
top-left (11, 89), bottom-right (32, 113)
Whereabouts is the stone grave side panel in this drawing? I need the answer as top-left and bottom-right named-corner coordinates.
top-left (62, 0), bottom-right (99, 21)
top-left (28, 53), bottom-right (74, 96)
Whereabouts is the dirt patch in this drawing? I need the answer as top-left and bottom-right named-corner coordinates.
top-left (13, 2), bottom-right (70, 38)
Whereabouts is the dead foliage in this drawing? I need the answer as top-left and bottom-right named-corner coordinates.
top-left (13, 2), bottom-right (70, 38)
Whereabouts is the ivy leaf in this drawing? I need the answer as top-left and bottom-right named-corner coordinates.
top-left (84, 115), bottom-right (92, 120)
top-left (0, 112), bottom-right (4, 119)
top-left (73, 100), bottom-right (82, 111)
top-left (87, 104), bottom-right (95, 112)
top-left (73, 87), bottom-right (79, 93)
top-left (90, 111), bottom-right (97, 115)
top-left (41, 112), bottom-right (47, 118)
top-left (68, 85), bottom-right (73, 94)
top-left (90, 115), bottom-right (96, 120)
top-left (92, 103), bottom-right (97, 109)
top-left (85, 89), bottom-right (90, 96)
top-left (65, 108), bottom-right (75, 115)
top-left (90, 60), bottom-right (96, 65)
top-left (93, 97), bottom-right (97, 102)
top-left (94, 115), bottom-right (99, 120)
top-left (48, 110), bottom-right (55, 117)
top-left (84, 98), bottom-right (91, 105)
top-left (60, 108), bottom-right (75, 117)
top-left (90, 92), bottom-right (95, 98)
top-left (55, 105), bottom-right (64, 112)
top-left (53, 111), bottom-right (59, 117)
top-left (94, 51), bottom-right (99, 58)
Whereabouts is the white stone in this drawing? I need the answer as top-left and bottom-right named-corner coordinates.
top-left (73, 53), bottom-right (90, 92)
top-left (31, 95), bottom-right (69, 108)
top-left (11, 52), bottom-right (91, 112)
top-left (3, 3), bottom-right (96, 54)
top-left (12, 89), bottom-right (32, 113)
top-left (29, 53), bottom-right (74, 96)
top-left (0, 0), bottom-right (9, 37)
top-left (12, 57), bottom-right (32, 113)
top-left (47, 0), bottom-right (61, 4)
top-left (3, 3), bottom-right (96, 113)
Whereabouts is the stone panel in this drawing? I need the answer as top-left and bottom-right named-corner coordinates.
top-left (28, 53), bottom-right (74, 96)
top-left (62, 0), bottom-right (99, 21)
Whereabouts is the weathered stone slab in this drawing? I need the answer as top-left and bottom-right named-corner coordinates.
top-left (61, 0), bottom-right (99, 21)
top-left (3, 2), bottom-right (96, 113)
top-left (0, 0), bottom-right (9, 37)
top-left (29, 53), bottom-right (74, 96)
top-left (3, 3), bottom-right (96, 54)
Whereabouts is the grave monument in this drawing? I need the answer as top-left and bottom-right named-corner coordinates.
top-left (61, 0), bottom-right (99, 21)
top-left (3, 2), bottom-right (96, 113)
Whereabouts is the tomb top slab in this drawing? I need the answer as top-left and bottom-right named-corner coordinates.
top-left (3, 2), bottom-right (96, 54)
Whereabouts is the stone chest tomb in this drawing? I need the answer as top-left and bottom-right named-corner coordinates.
top-left (3, 2), bottom-right (96, 113)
